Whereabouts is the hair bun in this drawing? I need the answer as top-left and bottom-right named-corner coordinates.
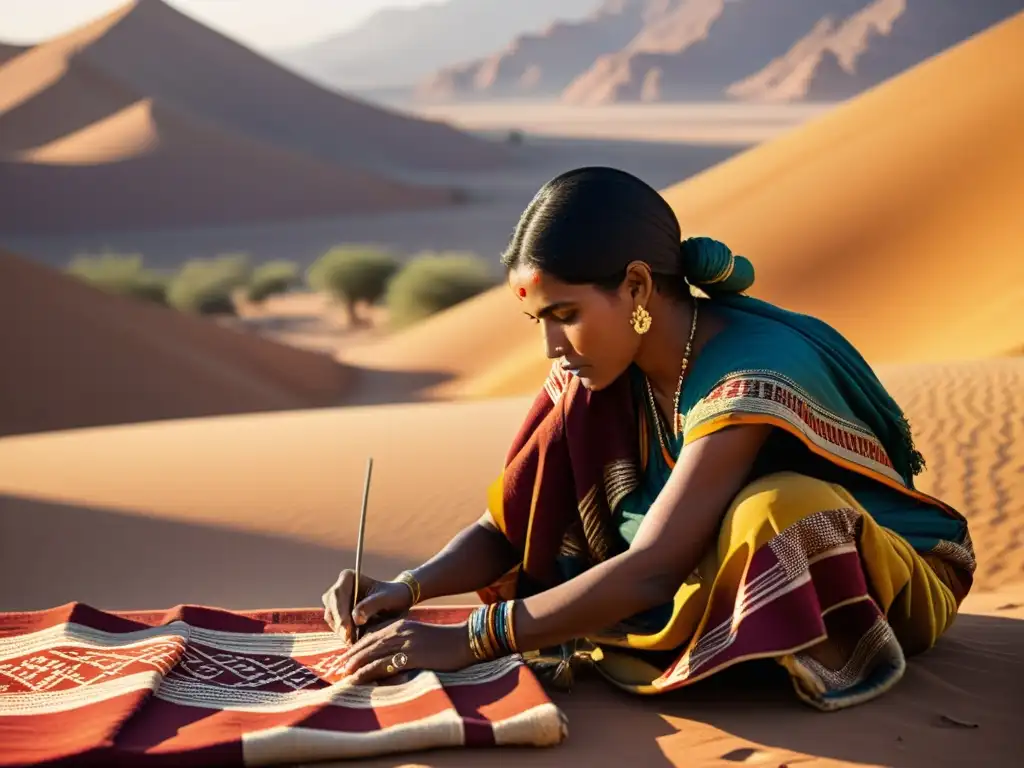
top-left (680, 237), bottom-right (755, 293)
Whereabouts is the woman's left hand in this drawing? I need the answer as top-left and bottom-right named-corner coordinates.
top-left (337, 619), bottom-right (476, 685)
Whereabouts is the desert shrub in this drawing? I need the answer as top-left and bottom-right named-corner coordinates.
top-left (385, 251), bottom-right (496, 329)
top-left (166, 253), bottom-right (251, 315)
top-left (307, 246), bottom-right (400, 326)
top-left (66, 253), bottom-right (168, 305)
top-left (247, 260), bottom-right (299, 303)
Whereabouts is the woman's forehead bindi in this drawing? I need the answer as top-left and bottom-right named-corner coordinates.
top-left (511, 267), bottom-right (543, 300)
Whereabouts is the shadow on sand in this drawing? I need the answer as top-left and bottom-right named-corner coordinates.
top-left (0, 494), bottom-right (413, 612)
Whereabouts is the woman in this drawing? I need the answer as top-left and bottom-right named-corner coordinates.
top-left (323, 167), bottom-right (974, 711)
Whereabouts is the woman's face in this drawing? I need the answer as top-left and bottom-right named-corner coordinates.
top-left (509, 264), bottom-right (644, 391)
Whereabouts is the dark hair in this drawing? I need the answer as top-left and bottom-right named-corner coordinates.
top-left (501, 166), bottom-right (753, 297)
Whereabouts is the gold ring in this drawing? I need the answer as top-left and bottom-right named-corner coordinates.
top-left (386, 665), bottom-right (394, 674)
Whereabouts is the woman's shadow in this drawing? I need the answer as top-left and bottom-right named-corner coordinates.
top-left (539, 610), bottom-right (1023, 768)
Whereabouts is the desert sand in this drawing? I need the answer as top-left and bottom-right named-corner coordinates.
top-left (0, 0), bottom-right (507, 235)
top-left (368, 12), bottom-right (1024, 400)
top-left (0, 0), bottom-right (506, 172)
top-left (1, 353), bottom-right (1021, 765)
top-left (660, 10), bottom-right (1024, 365)
top-left (2, 5), bottom-right (1023, 767)
top-left (0, 99), bottom-right (453, 234)
top-left (0, 251), bottom-right (353, 438)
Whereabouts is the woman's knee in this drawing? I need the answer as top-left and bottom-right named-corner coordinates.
top-left (717, 472), bottom-right (850, 558)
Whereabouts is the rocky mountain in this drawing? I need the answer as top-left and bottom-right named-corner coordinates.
top-left (280, 0), bottom-right (600, 91)
top-left (730, 0), bottom-right (1024, 101)
top-left (565, 0), bottom-right (870, 104)
top-left (416, 0), bottom-right (1022, 104)
top-left (416, 0), bottom-right (657, 102)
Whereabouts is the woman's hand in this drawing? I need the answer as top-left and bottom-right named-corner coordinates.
top-left (336, 618), bottom-right (476, 685)
top-left (321, 570), bottom-right (414, 645)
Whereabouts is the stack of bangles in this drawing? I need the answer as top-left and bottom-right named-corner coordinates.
top-left (467, 601), bottom-right (519, 662)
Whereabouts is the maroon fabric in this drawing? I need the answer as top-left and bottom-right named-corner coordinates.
top-left (0, 604), bottom-right (565, 767)
top-left (487, 364), bottom-right (638, 592)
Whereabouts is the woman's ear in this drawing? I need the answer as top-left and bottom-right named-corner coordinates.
top-left (623, 261), bottom-right (654, 304)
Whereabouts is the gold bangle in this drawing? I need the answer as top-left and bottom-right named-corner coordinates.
top-left (393, 570), bottom-right (421, 605)
top-left (505, 600), bottom-right (519, 654)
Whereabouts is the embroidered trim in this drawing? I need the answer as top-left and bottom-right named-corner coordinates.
top-left (656, 507), bottom-right (863, 687)
top-left (685, 371), bottom-right (903, 485)
top-left (577, 485), bottom-right (615, 564)
top-left (929, 534), bottom-right (977, 575)
top-left (603, 459), bottom-right (639, 516)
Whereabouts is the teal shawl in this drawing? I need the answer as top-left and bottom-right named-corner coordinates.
top-left (617, 294), bottom-right (968, 558)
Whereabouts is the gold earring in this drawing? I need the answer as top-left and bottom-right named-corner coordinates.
top-left (631, 305), bottom-right (652, 335)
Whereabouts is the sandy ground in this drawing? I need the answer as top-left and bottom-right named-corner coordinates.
top-left (0, 366), bottom-right (1021, 765)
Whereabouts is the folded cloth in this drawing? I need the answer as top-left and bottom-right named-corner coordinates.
top-left (0, 603), bottom-right (567, 767)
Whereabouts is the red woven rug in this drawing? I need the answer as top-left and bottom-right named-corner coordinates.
top-left (0, 603), bottom-right (567, 767)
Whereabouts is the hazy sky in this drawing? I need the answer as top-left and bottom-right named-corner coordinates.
top-left (0, 0), bottom-right (435, 49)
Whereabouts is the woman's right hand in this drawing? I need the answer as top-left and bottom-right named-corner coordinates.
top-left (321, 570), bottom-right (415, 645)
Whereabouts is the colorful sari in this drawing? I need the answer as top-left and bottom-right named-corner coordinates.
top-left (480, 294), bottom-right (976, 711)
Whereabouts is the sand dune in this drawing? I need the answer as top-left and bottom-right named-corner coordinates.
top-left (662, 11), bottom-right (1024, 362)
top-left (339, 288), bottom-right (529, 399)
top-left (0, 42), bottom-right (25, 66)
top-left (6, 0), bottom-right (506, 173)
top-left (375, 11), bottom-right (1024, 400)
top-left (19, 98), bottom-right (164, 163)
top-left (0, 4), bottom-right (140, 152)
top-left (0, 250), bottom-right (354, 438)
top-left (0, 355), bottom-right (1020, 765)
top-left (0, 98), bottom-right (454, 234)
top-left (0, 0), bottom-right (474, 233)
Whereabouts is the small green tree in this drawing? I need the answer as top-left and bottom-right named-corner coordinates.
top-left (307, 246), bottom-right (399, 327)
top-left (66, 253), bottom-right (169, 305)
top-left (385, 251), bottom-right (496, 329)
top-left (247, 260), bottom-right (299, 303)
top-left (166, 253), bottom-right (251, 315)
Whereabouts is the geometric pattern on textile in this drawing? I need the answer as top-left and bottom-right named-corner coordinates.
top-left (0, 604), bottom-right (567, 767)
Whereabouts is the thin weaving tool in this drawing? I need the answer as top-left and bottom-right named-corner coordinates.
top-left (352, 457), bottom-right (373, 642)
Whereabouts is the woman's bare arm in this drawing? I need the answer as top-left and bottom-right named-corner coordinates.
top-left (409, 515), bottom-right (519, 602)
top-left (510, 424), bottom-right (772, 651)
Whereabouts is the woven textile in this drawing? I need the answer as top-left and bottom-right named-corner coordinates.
top-left (0, 603), bottom-right (567, 766)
